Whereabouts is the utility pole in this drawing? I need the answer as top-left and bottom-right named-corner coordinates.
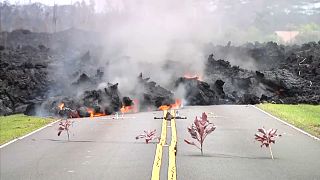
top-left (53, 1), bottom-right (57, 33)
top-left (0, 4), bottom-right (2, 32)
top-left (0, 4), bottom-right (6, 49)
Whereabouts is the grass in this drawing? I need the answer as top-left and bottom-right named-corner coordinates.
top-left (257, 104), bottom-right (320, 138)
top-left (0, 114), bottom-right (55, 145)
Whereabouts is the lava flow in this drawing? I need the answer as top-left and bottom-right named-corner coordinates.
top-left (158, 99), bottom-right (182, 111)
top-left (58, 103), bottom-right (65, 110)
top-left (87, 108), bottom-right (106, 118)
top-left (56, 99), bottom-right (141, 119)
top-left (183, 73), bottom-right (203, 81)
top-left (120, 99), bottom-right (139, 114)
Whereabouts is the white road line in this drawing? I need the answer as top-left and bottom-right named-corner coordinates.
top-left (0, 119), bottom-right (61, 149)
top-left (252, 105), bottom-right (320, 141)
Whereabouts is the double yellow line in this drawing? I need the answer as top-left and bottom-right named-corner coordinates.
top-left (151, 110), bottom-right (177, 180)
top-left (151, 110), bottom-right (167, 179)
top-left (168, 110), bottom-right (177, 180)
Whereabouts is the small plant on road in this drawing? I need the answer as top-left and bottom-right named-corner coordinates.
top-left (255, 127), bottom-right (280, 160)
top-left (135, 129), bottom-right (160, 144)
top-left (184, 112), bottom-right (216, 155)
top-left (57, 119), bottom-right (73, 141)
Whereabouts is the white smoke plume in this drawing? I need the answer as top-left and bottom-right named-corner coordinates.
top-left (95, 0), bottom-right (220, 94)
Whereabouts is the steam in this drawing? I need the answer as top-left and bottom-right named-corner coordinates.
top-left (98, 0), bottom-right (219, 94)
top-left (3, 0), bottom-right (318, 100)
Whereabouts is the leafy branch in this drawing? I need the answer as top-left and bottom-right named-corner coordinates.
top-left (57, 119), bottom-right (73, 141)
top-left (135, 129), bottom-right (160, 144)
top-left (255, 127), bottom-right (280, 160)
top-left (184, 112), bottom-right (216, 155)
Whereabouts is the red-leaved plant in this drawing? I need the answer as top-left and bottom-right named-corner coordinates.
top-left (255, 127), bottom-right (280, 160)
top-left (184, 112), bottom-right (216, 155)
top-left (58, 119), bottom-right (73, 141)
top-left (135, 129), bottom-right (160, 144)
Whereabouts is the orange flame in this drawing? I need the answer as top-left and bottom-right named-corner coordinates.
top-left (120, 105), bottom-right (133, 113)
top-left (58, 103), bottom-right (64, 110)
top-left (86, 99), bottom-right (140, 118)
top-left (93, 113), bottom-right (106, 117)
top-left (120, 99), bottom-right (139, 114)
top-left (87, 108), bottom-right (106, 118)
top-left (87, 108), bottom-right (94, 118)
top-left (158, 105), bottom-right (170, 111)
top-left (158, 99), bottom-right (182, 111)
top-left (171, 99), bottom-right (182, 109)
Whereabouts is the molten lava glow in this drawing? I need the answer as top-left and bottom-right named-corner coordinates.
top-left (184, 73), bottom-right (203, 81)
top-left (87, 108), bottom-right (106, 118)
top-left (171, 99), bottom-right (182, 109)
top-left (120, 105), bottom-right (133, 113)
top-left (158, 99), bottom-right (182, 111)
top-left (85, 99), bottom-right (139, 118)
top-left (158, 105), bottom-right (171, 111)
top-left (93, 113), bottom-right (106, 117)
top-left (133, 99), bottom-right (139, 113)
top-left (87, 108), bottom-right (94, 118)
top-left (120, 99), bottom-right (139, 114)
top-left (58, 103), bottom-right (64, 110)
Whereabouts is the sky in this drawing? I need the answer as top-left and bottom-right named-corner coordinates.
top-left (1, 0), bottom-right (90, 5)
top-left (0, 0), bottom-right (106, 12)
top-left (2, 0), bottom-right (320, 13)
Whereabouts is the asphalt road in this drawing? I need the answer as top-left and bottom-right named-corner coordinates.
top-left (1, 105), bottom-right (320, 180)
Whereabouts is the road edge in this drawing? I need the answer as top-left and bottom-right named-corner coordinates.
top-left (0, 119), bottom-right (61, 149)
top-left (252, 105), bottom-right (319, 141)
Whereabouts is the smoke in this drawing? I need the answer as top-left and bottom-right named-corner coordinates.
top-left (95, 0), bottom-right (220, 95)
top-left (4, 0), bottom-right (317, 100)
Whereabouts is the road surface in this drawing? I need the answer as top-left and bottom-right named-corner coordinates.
top-left (1, 105), bottom-right (320, 180)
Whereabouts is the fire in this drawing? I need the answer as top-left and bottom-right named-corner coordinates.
top-left (87, 108), bottom-right (94, 118)
top-left (87, 108), bottom-right (106, 118)
top-left (158, 105), bottom-right (171, 111)
top-left (58, 103), bottom-right (64, 110)
top-left (158, 99), bottom-right (182, 111)
top-left (84, 99), bottom-right (140, 118)
top-left (120, 105), bottom-right (133, 113)
top-left (171, 99), bottom-right (182, 109)
top-left (120, 99), bottom-right (139, 114)
top-left (93, 112), bottom-right (106, 117)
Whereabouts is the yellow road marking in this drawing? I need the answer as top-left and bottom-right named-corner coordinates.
top-left (151, 109), bottom-right (178, 180)
top-left (151, 110), bottom-right (167, 180)
top-left (168, 109), bottom-right (177, 180)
